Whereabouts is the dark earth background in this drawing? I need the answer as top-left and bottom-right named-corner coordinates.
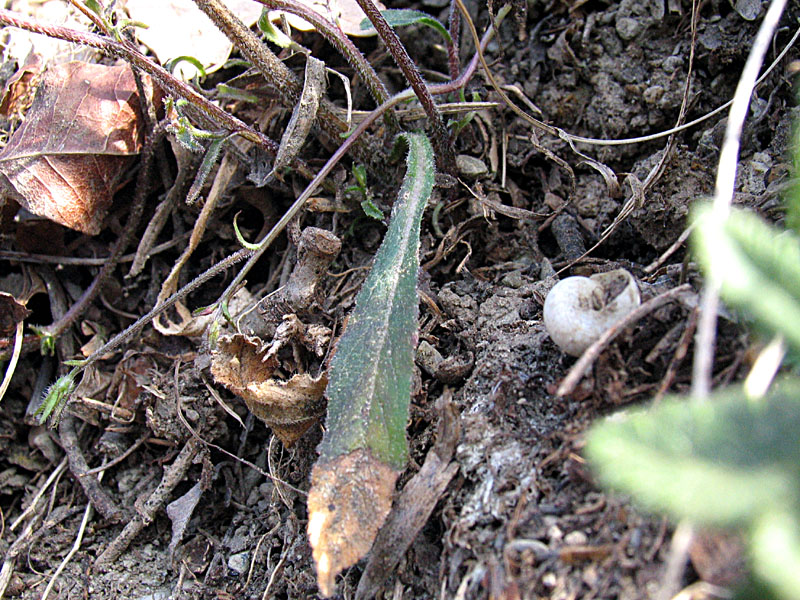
top-left (1, 0), bottom-right (799, 598)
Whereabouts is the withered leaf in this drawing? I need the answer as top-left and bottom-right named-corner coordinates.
top-left (244, 374), bottom-right (328, 446)
top-left (307, 133), bottom-right (434, 597)
top-left (0, 62), bottom-right (159, 234)
top-left (273, 55), bottom-right (327, 176)
top-left (355, 396), bottom-right (460, 599)
top-left (307, 449), bottom-right (399, 598)
top-left (166, 482), bottom-right (204, 564)
top-left (0, 52), bottom-right (43, 119)
top-left (210, 333), bottom-right (327, 446)
top-left (0, 292), bottom-right (31, 337)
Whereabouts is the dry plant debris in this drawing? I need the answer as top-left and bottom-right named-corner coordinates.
top-left (0, 61), bottom-right (159, 234)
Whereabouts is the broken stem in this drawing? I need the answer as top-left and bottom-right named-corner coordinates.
top-left (354, 0), bottom-right (456, 175)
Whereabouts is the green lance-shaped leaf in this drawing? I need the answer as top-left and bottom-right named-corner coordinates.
top-left (319, 132), bottom-right (434, 468)
top-left (693, 205), bottom-right (800, 351)
top-left (307, 132), bottom-right (434, 598)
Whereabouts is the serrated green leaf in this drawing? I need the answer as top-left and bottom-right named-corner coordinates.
top-left (693, 205), bottom-right (800, 351)
top-left (360, 9), bottom-right (452, 44)
top-left (318, 133), bottom-right (435, 469)
top-left (36, 371), bottom-right (77, 426)
top-left (585, 379), bottom-right (800, 528)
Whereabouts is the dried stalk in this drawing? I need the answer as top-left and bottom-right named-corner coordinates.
top-left (354, 0), bottom-right (456, 175)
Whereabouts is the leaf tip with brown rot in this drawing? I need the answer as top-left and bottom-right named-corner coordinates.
top-left (307, 448), bottom-right (399, 597)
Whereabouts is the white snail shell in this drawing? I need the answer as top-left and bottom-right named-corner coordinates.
top-left (543, 269), bottom-right (641, 357)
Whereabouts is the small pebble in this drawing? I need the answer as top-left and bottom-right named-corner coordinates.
top-left (456, 155), bottom-right (489, 179)
top-left (564, 530), bottom-right (588, 545)
top-left (227, 551), bottom-right (250, 575)
top-left (547, 524), bottom-right (564, 543)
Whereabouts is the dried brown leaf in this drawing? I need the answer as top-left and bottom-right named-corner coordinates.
top-left (0, 292), bottom-right (31, 337)
top-left (0, 62), bottom-right (159, 234)
top-left (210, 333), bottom-right (327, 446)
top-left (244, 374), bottom-right (327, 446)
top-left (355, 396), bottom-right (460, 599)
top-left (307, 449), bottom-right (399, 597)
top-left (210, 334), bottom-right (279, 390)
top-left (0, 52), bottom-right (43, 119)
top-left (273, 55), bottom-right (327, 175)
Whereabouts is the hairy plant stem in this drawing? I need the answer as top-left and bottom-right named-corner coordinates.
top-left (79, 249), bottom-right (252, 373)
top-left (447, 0), bottom-right (461, 81)
top-left (191, 0), bottom-right (379, 168)
top-left (0, 8), bottom-right (325, 181)
top-left (256, 0), bottom-right (398, 131)
top-left (354, 0), bottom-right (456, 176)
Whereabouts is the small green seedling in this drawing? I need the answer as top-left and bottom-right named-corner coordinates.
top-left (346, 163), bottom-right (384, 219)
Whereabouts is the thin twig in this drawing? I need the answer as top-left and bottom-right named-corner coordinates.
top-left (81, 431), bottom-right (151, 476)
top-left (59, 413), bottom-right (124, 521)
top-left (656, 520), bottom-right (695, 600)
top-left (692, 0), bottom-right (788, 398)
top-left (557, 284), bottom-right (693, 397)
top-left (0, 321), bottom-right (23, 402)
top-left (10, 458), bottom-right (68, 532)
top-left (93, 438), bottom-right (201, 570)
top-left (40, 494), bottom-right (96, 600)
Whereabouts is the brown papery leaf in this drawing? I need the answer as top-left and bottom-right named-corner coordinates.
top-left (244, 374), bottom-right (327, 446)
top-left (0, 62), bottom-right (158, 234)
top-left (0, 52), bottom-right (43, 119)
top-left (307, 449), bottom-right (399, 597)
top-left (210, 333), bottom-right (327, 446)
top-left (0, 292), bottom-right (31, 336)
